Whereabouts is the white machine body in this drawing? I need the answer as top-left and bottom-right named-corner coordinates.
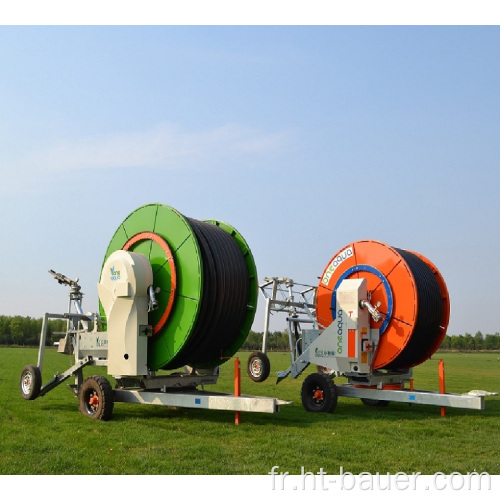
top-left (308, 279), bottom-right (378, 376)
top-left (97, 250), bottom-right (153, 377)
top-left (278, 278), bottom-right (381, 381)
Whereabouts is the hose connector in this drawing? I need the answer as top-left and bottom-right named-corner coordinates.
top-left (148, 285), bottom-right (160, 312)
top-left (360, 299), bottom-right (383, 323)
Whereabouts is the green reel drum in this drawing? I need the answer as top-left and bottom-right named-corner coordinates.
top-left (100, 203), bottom-right (258, 371)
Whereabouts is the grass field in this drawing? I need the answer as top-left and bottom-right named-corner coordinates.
top-left (1, 347), bottom-right (499, 475)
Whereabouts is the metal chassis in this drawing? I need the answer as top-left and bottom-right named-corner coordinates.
top-left (36, 308), bottom-right (106, 398)
top-left (259, 277), bottom-right (317, 357)
top-left (258, 276), bottom-right (497, 412)
top-left (336, 385), bottom-right (489, 410)
top-left (113, 388), bottom-right (286, 413)
top-left (30, 272), bottom-right (290, 417)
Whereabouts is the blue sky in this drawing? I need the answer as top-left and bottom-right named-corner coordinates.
top-left (1, 25), bottom-right (499, 337)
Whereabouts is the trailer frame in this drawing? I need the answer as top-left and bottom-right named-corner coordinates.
top-left (252, 276), bottom-right (497, 414)
top-left (19, 270), bottom-right (291, 421)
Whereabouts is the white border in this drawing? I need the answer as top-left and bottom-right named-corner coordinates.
top-left (2, 1), bottom-right (500, 26)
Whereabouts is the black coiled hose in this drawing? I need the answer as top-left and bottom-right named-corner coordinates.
top-left (386, 248), bottom-right (443, 369)
top-left (170, 218), bottom-right (250, 367)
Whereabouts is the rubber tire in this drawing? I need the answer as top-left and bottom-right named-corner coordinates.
top-left (247, 351), bottom-right (271, 383)
top-left (301, 372), bottom-right (338, 413)
top-left (20, 365), bottom-right (42, 400)
top-left (361, 398), bottom-right (390, 407)
top-left (79, 375), bottom-right (114, 421)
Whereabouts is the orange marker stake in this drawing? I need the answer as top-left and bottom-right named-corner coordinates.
top-left (234, 357), bottom-right (241, 425)
top-left (220, 356), bottom-right (242, 425)
top-left (439, 359), bottom-right (446, 417)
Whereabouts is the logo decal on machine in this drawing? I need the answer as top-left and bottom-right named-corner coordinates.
top-left (337, 309), bottom-right (344, 354)
top-left (322, 247), bottom-right (354, 286)
top-left (96, 336), bottom-right (108, 347)
top-left (110, 266), bottom-right (121, 281)
top-left (315, 347), bottom-right (336, 358)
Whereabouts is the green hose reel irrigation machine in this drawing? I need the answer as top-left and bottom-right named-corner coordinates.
top-left (19, 203), bottom-right (289, 420)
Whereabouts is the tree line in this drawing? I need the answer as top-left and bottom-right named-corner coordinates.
top-left (438, 331), bottom-right (500, 351)
top-left (242, 330), bottom-right (291, 351)
top-left (240, 330), bottom-right (500, 352)
top-left (1, 315), bottom-right (499, 352)
top-left (0, 315), bottom-right (67, 346)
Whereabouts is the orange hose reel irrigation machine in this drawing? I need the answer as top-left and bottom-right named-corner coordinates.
top-left (250, 240), bottom-right (496, 414)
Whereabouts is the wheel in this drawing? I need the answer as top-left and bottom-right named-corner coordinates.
top-left (20, 365), bottom-right (42, 400)
top-left (361, 398), bottom-right (390, 407)
top-left (301, 372), bottom-right (338, 413)
top-left (79, 375), bottom-right (114, 420)
top-left (247, 352), bottom-right (271, 382)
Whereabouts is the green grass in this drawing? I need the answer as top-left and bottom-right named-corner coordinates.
top-left (1, 347), bottom-right (499, 475)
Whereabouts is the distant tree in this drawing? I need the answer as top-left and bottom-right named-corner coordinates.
top-left (22, 316), bottom-right (39, 345)
top-left (474, 331), bottom-right (484, 350)
top-left (0, 315), bottom-right (69, 346)
top-left (10, 316), bottom-right (24, 345)
top-left (439, 335), bottom-right (452, 350)
top-left (484, 333), bottom-right (500, 350)
top-left (0, 316), bottom-right (11, 345)
top-left (241, 330), bottom-right (263, 351)
top-left (241, 330), bottom-right (291, 351)
top-left (450, 335), bottom-right (465, 350)
top-left (267, 331), bottom-right (286, 351)
top-left (463, 333), bottom-right (475, 350)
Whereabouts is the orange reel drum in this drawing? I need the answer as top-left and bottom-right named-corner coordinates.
top-left (316, 240), bottom-right (450, 370)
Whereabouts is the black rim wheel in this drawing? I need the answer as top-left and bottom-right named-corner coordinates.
top-left (301, 372), bottom-right (338, 413)
top-left (79, 375), bottom-right (114, 420)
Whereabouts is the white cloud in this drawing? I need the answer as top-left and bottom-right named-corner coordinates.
top-left (39, 122), bottom-right (289, 170)
top-left (0, 122), bottom-right (291, 194)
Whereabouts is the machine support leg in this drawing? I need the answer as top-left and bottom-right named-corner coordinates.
top-left (439, 359), bottom-right (446, 417)
top-left (37, 313), bottom-right (49, 370)
top-left (262, 298), bottom-right (270, 355)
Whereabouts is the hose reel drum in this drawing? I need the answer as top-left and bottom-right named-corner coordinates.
top-left (316, 240), bottom-right (450, 371)
top-left (100, 203), bottom-right (258, 372)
